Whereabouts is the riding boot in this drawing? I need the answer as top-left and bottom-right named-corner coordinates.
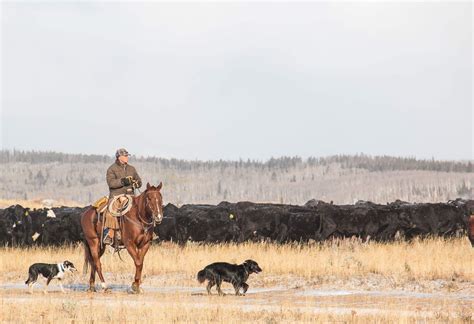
top-left (114, 230), bottom-right (122, 248)
top-left (115, 230), bottom-right (121, 242)
top-left (104, 228), bottom-right (114, 245)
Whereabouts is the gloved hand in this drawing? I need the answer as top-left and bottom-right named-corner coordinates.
top-left (121, 176), bottom-right (133, 186)
top-left (131, 179), bottom-right (139, 188)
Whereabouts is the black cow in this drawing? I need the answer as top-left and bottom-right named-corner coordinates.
top-left (0, 205), bottom-right (32, 246)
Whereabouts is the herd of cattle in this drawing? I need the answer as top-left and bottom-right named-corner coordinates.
top-left (0, 199), bottom-right (473, 247)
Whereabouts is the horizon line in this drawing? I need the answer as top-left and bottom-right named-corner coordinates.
top-left (0, 148), bottom-right (472, 164)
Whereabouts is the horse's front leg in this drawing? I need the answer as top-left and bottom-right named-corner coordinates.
top-left (126, 240), bottom-right (151, 293)
top-left (88, 267), bottom-right (96, 292)
top-left (125, 241), bottom-right (141, 293)
top-left (135, 241), bottom-right (152, 291)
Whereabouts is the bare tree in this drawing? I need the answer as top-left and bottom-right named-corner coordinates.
top-left (0, 150), bottom-right (472, 205)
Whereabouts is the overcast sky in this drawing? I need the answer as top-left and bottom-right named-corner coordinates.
top-left (1, 2), bottom-right (472, 161)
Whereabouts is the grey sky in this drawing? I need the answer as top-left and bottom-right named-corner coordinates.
top-left (1, 2), bottom-right (472, 160)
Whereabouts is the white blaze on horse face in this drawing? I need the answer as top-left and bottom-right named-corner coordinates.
top-left (155, 197), bottom-right (163, 222)
top-left (147, 192), bottom-right (163, 223)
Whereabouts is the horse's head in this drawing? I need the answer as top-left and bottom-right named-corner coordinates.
top-left (144, 182), bottom-right (164, 224)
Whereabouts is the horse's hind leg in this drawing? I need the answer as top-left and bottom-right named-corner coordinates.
top-left (90, 239), bottom-right (108, 292)
top-left (85, 239), bottom-right (98, 292)
top-left (88, 267), bottom-right (96, 292)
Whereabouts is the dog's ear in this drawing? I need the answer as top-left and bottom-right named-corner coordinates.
top-left (243, 260), bottom-right (252, 269)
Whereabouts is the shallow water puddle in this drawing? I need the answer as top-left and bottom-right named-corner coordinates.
top-left (0, 282), bottom-right (472, 301)
top-left (1, 282), bottom-right (472, 319)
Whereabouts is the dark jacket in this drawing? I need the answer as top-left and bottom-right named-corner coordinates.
top-left (106, 160), bottom-right (142, 197)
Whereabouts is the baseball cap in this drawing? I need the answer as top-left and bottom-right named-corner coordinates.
top-left (115, 148), bottom-right (130, 158)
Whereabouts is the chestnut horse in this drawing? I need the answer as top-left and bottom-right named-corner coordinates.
top-left (81, 182), bottom-right (163, 293)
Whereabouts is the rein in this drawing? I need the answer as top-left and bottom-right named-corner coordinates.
top-left (122, 191), bottom-right (156, 233)
top-left (123, 213), bottom-right (154, 233)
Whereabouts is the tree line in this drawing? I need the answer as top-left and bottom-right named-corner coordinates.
top-left (0, 150), bottom-right (472, 205)
top-left (1, 150), bottom-right (472, 173)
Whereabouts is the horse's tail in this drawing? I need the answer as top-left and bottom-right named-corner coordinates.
top-left (83, 240), bottom-right (93, 275)
top-left (197, 269), bottom-right (207, 283)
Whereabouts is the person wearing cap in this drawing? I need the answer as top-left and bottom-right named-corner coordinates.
top-left (103, 148), bottom-right (142, 245)
top-left (106, 148), bottom-right (142, 197)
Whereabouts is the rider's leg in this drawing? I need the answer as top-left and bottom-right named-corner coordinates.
top-left (103, 227), bottom-right (113, 245)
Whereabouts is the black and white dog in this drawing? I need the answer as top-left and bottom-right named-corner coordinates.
top-left (25, 260), bottom-right (77, 293)
top-left (197, 259), bottom-right (262, 296)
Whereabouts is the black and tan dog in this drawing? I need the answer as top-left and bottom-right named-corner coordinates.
top-left (25, 260), bottom-right (76, 293)
top-left (197, 259), bottom-right (262, 296)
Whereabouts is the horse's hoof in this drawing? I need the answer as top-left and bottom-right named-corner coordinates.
top-left (130, 283), bottom-right (140, 294)
top-left (103, 287), bottom-right (111, 293)
top-left (87, 287), bottom-right (96, 293)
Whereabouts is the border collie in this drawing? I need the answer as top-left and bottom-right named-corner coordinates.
top-left (25, 260), bottom-right (76, 293)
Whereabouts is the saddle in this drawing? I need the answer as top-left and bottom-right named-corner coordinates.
top-left (92, 195), bottom-right (133, 219)
top-left (92, 196), bottom-right (109, 214)
top-left (92, 195), bottom-right (133, 248)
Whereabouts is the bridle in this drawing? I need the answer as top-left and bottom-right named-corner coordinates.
top-left (122, 190), bottom-right (162, 233)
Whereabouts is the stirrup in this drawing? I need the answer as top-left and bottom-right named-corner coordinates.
top-left (112, 242), bottom-right (126, 253)
top-left (112, 232), bottom-right (124, 249)
top-left (103, 236), bottom-right (113, 245)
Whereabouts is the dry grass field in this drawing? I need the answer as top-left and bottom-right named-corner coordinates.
top-left (1, 238), bottom-right (473, 323)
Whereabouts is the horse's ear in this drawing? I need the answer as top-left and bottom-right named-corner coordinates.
top-left (157, 182), bottom-right (163, 191)
top-left (146, 182), bottom-right (151, 190)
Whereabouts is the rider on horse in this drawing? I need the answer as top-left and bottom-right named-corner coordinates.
top-left (104, 148), bottom-right (142, 245)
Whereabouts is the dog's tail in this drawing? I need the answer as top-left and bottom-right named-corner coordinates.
top-left (25, 266), bottom-right (32, 285)
top-left (197, 269), bottom-right (207, 283)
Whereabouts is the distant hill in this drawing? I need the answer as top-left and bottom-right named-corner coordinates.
top-left (0, 150), bottom-right (472, 205)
